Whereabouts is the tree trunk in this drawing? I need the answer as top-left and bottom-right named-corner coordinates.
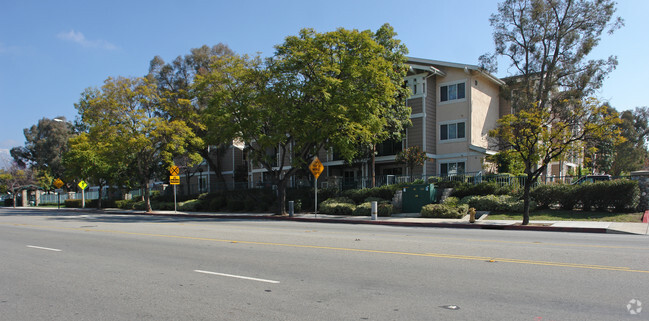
top-left (522, 174), bottom-right (533, 225)
top-left (276, 178), bottom-right (288, 215)
top-left (144, 183), bottom-right (152, 213)
top-left (97, 184), bottom-right (103, 209)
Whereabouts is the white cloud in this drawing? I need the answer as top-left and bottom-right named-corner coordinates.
top-left (57, 29), bottom-right (118, 50)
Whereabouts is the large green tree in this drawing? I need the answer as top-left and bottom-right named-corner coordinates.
top-left (484, 0), bottom-right (624, 225)
top-left (75, 77), bottom-right (199, 212)
top-left (148, 44), bottom-right (234, 190)
top-left (10, 117), bottom-right (75, 189)
top-left (196, 24), bottom-right (410, 214)
top-left (608, 107), bottom-right (649, 175)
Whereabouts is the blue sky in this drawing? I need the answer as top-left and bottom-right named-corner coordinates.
top-left (1, 0), bottom-right (647, 164)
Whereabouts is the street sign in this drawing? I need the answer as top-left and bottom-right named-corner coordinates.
top-left (78, 180), bottom-right (88, 190)
top-left (169, 166), bottom-right (180, 176)
top-left (309, 157), bottom-right (324, 179)
top-left (53, 178), bottom-right (64, 189)
top-left (169, 175), bottom-right (180, 185)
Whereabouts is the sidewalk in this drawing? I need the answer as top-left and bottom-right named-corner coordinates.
top-left (6, 207), bottom-right (648, 235)
top-left (87, 208), bottom-right (649, 235)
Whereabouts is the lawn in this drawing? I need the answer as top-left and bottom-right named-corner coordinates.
top-left (485, 210), bottom-right (644, 222)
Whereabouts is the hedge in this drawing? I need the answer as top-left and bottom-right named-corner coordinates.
top-left (459, 195), bottom-right (533, 213)
top-left (450, 182), bottom-right (518, 199)
top-left (319, 197), bottom-right (356, 215)
top-left (530, 180), bottom-right (639, 212)
top-left (352, 201), bottom-right (393, 217)
top-left (420, 204), bottom-right (469, 218)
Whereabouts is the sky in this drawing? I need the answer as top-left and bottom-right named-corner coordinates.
top-left (1, 0), bottom-right (647, 164)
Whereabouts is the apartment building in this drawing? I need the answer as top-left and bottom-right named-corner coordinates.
top-left (318, 57), bottom-right (506, 187)
top-left (192, 57), bottom-right (508, 191)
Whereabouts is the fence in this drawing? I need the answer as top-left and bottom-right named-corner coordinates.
top-left (35, 173), bottom-right (631, 205)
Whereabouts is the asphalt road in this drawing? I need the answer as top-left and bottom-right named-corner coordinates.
top-left (1, 207), bottom-right (648, 320)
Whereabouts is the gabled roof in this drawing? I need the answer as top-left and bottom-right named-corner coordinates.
top-left (407, 56), bottom-right (505, 86)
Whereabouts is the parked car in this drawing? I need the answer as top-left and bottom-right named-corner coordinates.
top-left (571, 174), bottom-right (611, 185)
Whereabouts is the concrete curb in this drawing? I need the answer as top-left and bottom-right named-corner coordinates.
top-left (112, 211), bottom-right (610, 234)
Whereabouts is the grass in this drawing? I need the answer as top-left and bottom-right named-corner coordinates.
top-left (486, 210), bottom-right (644, 222)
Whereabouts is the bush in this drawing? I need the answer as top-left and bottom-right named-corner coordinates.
top-left (530, 180), bottom-right (639, 212)
top-left (352, 201), bottom-right (393, 217)
top-left (420, 204), bottom-right (468, 218)
top-left (460, 195), bottom-right (533, 213)
top-left (451, 182), bottom-right (512, 198)
top-left (64, 199), bottom-right (83, 208)
top-left (178, 199), bottom-right (202, 211)
top-left (441, 196), bottom-right (460, 207)
top-left (115, 199), bottom-right (137, 209)
top-left (341, 185), bottom-right (398, 204)
top-left (319, 198), bottom-right (356, 215)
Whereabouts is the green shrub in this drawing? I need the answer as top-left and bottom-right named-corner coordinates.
top-left (115, 199), bottom-right (137, 209)
top-left (319, 198), bottom-right (356, 215)
top-left (352, 201), bottom-right (393, 217)
top-left (441, 196), bottom-right (460, 207)
top-left (341, 185), bottom-right (398, 204)
top-left (531, 184), bottom-right (563, 209)
top-left (420, 204), bottom-right (468, 218)
top-left (64, 199), bottom-right (83, 208)
top-left (460, 195), bottom-right (533, 213)
top-left (178, 199), bottom-right (202, 211)
top-left (451, 182), bottom-right (512, 198)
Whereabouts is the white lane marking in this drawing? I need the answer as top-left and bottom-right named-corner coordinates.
top-left (194, 270), bottom-right (280, 284)
top-left (27, 245), bottom-right (62, 252)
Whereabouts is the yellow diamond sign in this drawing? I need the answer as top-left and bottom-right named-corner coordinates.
top-left (309, 157), bottom-right (324, 179)
top-left (78, 180), bottom-right (88, 190)
top-left (53, 178), bottom-right (64, 189)
top-left (169, 166), bottom-right (180, 176)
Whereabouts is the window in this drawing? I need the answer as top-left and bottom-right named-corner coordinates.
top-left (440, 162), bottom-right (465, 176)
top-left (440, 122), bottom-right (466, 141)
top-left (376, 138), bottom-right (403, 156)
top-left (440, 82), bottom-right (465, 102)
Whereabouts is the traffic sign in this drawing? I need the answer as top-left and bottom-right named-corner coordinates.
top-left (78, 180), bottom-right (88, 190)
top-left (169, 166), bottom-right (180, 176)
top-left (169, 175), bottom-right (180, 185)
top-left (309, 157), bottom-right (324, 179)
top-left (53, 178), bottom-right (64, 189)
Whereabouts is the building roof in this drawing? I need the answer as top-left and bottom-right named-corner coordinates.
top-left (407, 56), bottom-right (505, 86)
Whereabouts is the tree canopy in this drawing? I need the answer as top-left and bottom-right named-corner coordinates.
top-left (74, 76), bottom-right (199, 212)
top-left (484, 0), bottom-right (624, 225)
top-left (196, 24), bottom-right (409, 214)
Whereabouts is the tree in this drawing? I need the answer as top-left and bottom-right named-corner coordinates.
top-left (607, 107), bottom-right (649, 175)
top-left (148, 44), bottom-right (234, 191)
top-left (75, 77), bottom-right (199, 212)
top-left (396, 146), bottom-right (429, 181)
top-left (196, 24), bottom-right (410, 215)
top-left (484, 0), bottom-right (624, 225)
top-left (482, 0), bottom-right (623, 112)
top-left (64, 132), bottom-right (116, 208)
top-left (490, 98), bottom-right (621, 224)
top-left (0, 163), bottom-right (34, 207)
top-left (10, 117), bottom-right (75, 189)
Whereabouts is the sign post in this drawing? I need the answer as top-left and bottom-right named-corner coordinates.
top-left (309, 157), bottom-right (324, 217)
top-left (78, 180), bottom-right (88, 208)
top-left (169, 166), bottom-right (180, 213)
top-left (53, 179), bottom-right (64, 209)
